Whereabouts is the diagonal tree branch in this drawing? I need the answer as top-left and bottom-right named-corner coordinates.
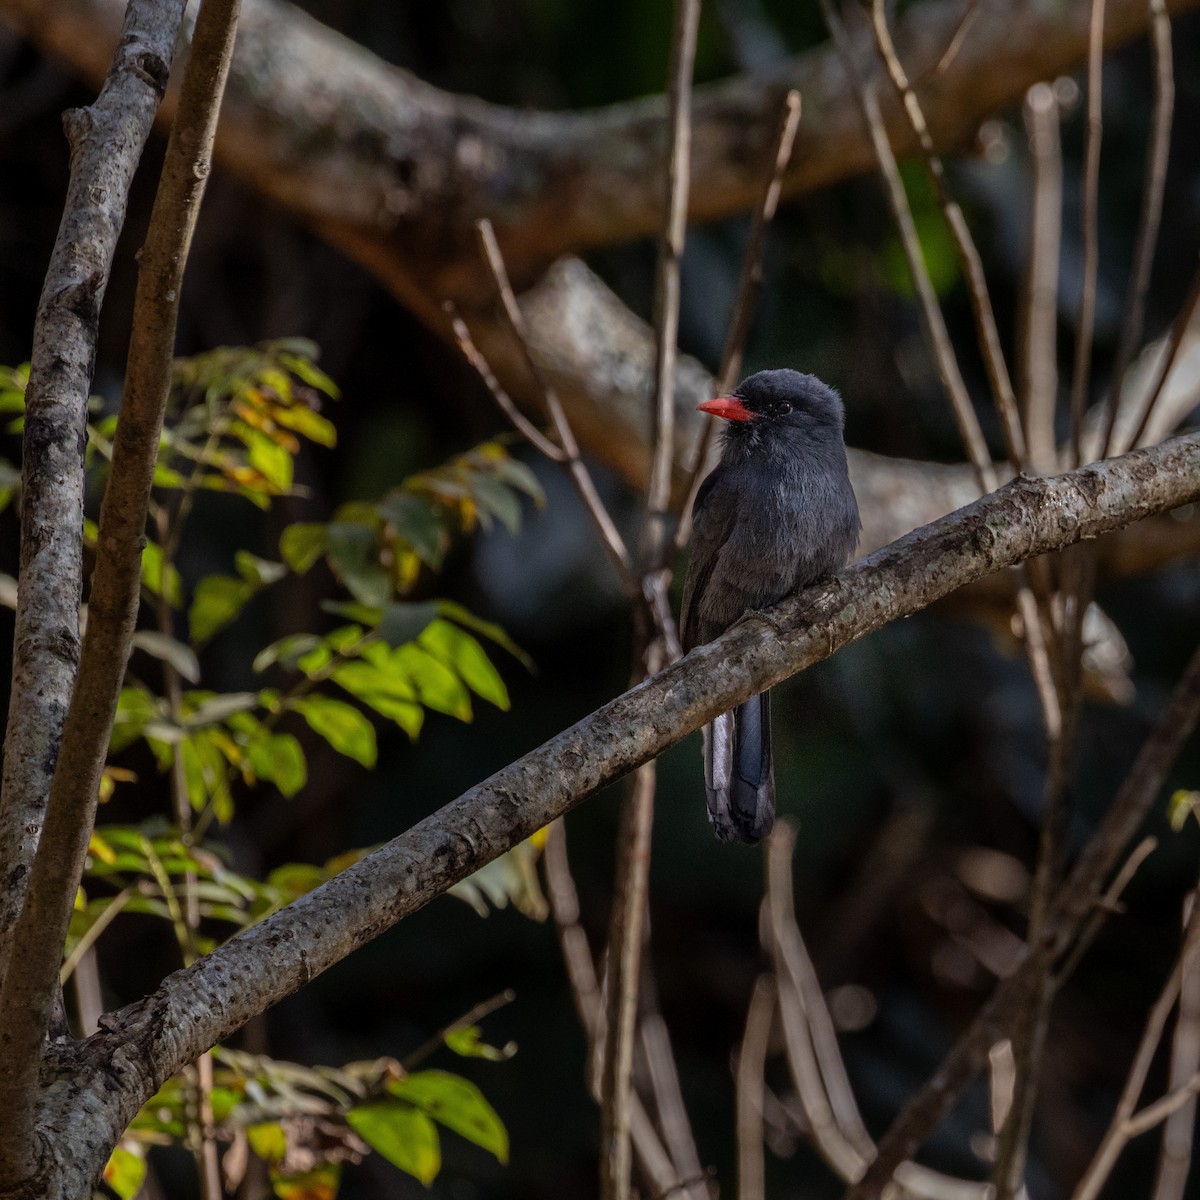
top-left (5, 0), bottom-right (1197, 303)
top-left (43, 430), bottom-right (1199, 1192)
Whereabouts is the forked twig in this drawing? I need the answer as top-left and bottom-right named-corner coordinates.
top-left (1072, 900), bottom-right (1200, 1200)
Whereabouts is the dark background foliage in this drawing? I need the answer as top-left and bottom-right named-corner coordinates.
top-left (2, 2), bottom-right (1200, 1196)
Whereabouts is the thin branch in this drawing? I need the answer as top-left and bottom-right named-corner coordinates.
top-left (675, 90), bottom-right (802, 554)
top-left (67, 435), bottom-right (1200, 1187)
top-left (1055, 835), bottom-right (1158, 984)
top-left (0, 0), bottom-right (230, 1183)
top-left (869, 0), bottom-right (1028, 472)
top-left (1101, 0), bottom-right (1174, 460)
top-left (1068, 0), bottom-right (1108, 467)
top-left (642, 0), bottom-right (700, 566)
top-left (600, 761), bottom-right (658, 1200)
top-left (456, 224), bottom-right (642, 600)
top-left (544, 819), bottom-right (691, 1198)
top-left (1072, 903), bottom-right (1200, 1200)
top-left (1151, 891), bottom-right (1200, 1200)
top-left (446, 304), bottom-right (565, 462)
top-left (1126, 1075), bottom-right (1200, 1139)
top-left (736, 974), bottom-right (775, 1200)
top-left (1020, 83), bottom-right (1064, 476)
top-left (848, 631), bottom-right (1200, 1200)
top-left (1128, 258), bottom-right (1200, 451)
top-left (911, 0), bottom-right (984, 86)
top-left (767, 825), bottom-right (874, 1163)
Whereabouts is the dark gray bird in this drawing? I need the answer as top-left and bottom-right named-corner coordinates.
top-left (680, 370), bottom-right (860, 843)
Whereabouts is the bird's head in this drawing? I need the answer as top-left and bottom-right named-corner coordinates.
top-left (698, 370), bottom-right (846, 440)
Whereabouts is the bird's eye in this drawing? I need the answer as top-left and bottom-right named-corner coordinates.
top-left (775, 401), bottom-right (792, 416)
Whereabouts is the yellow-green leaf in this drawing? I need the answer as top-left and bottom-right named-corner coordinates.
top-left (347, 1102), bottom-right (441, 1185)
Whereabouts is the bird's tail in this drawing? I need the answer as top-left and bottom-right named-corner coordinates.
top-left (703, 690), bottom-right (775, 843)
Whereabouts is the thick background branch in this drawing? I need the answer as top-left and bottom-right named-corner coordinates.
top-left (7, 0), bottom-right (1200, 589)
top-left (5, 0), bottom-right (1198, 299)
top-left (57, 431), bottom-right (1200, 1184)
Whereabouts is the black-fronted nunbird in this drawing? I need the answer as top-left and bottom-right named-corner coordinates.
top-left (680, 369), bottom-right (860, 843)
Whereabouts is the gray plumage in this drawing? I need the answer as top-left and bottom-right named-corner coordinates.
top-left (680, 370), bottom-right (860, 843)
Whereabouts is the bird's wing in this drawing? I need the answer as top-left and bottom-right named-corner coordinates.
top-left (680, 468), bottom-right (737, 652)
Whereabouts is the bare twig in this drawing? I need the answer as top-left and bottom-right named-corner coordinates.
top-left (1100, 0), bottom-right (1174, 460)
top-left (767, 825), bottom-right (874, 1164)
top-left (640, 1012), bottom-right (708, 1192)
top-left (459, 223), bottom-right (642, 598)
top-left (869, 0), bottom-right (1027, 472)
top-left (1072, 902), bottom-right (1200, 1200)
top-left (604, 1), bottom-right (698, 1196)
top-left (1056, 835), bottom-right (1158, 984)
top-left (1020, 83), bottom-right (1064, 475)
top-left (600, 761), bottom-right (659, 1200)
top-left (675, 90), bottom-right (802, 553)
top-left (642, 0), bottom-right (700, 565)
top-left (545, 819), bottom-right (694, 1198)
top-left (737, 975), bottom-right (775, 1200)
top-left (446, 304), bottom-right (565, 462)
top-left (402, 988), bottom-right (516, 1070)
top-left (1128, 259), bottom-right (1200, 451)
top-left (911, 0), bottom-right (984, 86)
top-left (1151, 891), bottom-right (1200, 1200)
top-left (1068, 0), bottom-right (1108, 467)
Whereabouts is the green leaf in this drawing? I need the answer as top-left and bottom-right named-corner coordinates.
top-left (103, 1146), bottom-right (146, 1200)
top-left (273, 403), bottom-right (337, 448)
top-left (378, 492), bottom-right (445, 566)
top-left (246, 732), bottom-right (307, 797)
top-left (279, 523), bottom-right (328, 573)
top-left (419, 620), bottom-right (509, 710)
top-left (247, 1121), bottom-right (288, 1163)
top-left (443, 1025), bottom-right (517, 1062)
top-left (128, 632), bottom-right (201, 683)
top-left (245, 428), bottom-right (294, 492)
top-left (190, 575), bottom-right (254, 644)
top-left (392, 644), bottom-right (471, 720)
top-left (326, 522), bottom-right (390, 607)
top-left (467, 474), bottom-right (522, 534)
top-left (254, 634), bottom-right (323, 674)
top-left (436, 600), bottom-right (534, 671)
top-left (347, 1102), bottom-right (441, 1185)
top-left (388, 1070), bottom-right (508, 1164)
top-left (1168, 789), bottom-right (1200, 831)
top-left (290, 695), bottom-right (376, 767)
top-left (236, 551), bottom-right (288, 586)
top-left (183, 692), bottom-right (260, 727)
top-left (141, 540), bottom-right (183, 608)
top-left (492, 455), bottom-right (544, 501)
top-left (377, 601), bottom-right (440, 647)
